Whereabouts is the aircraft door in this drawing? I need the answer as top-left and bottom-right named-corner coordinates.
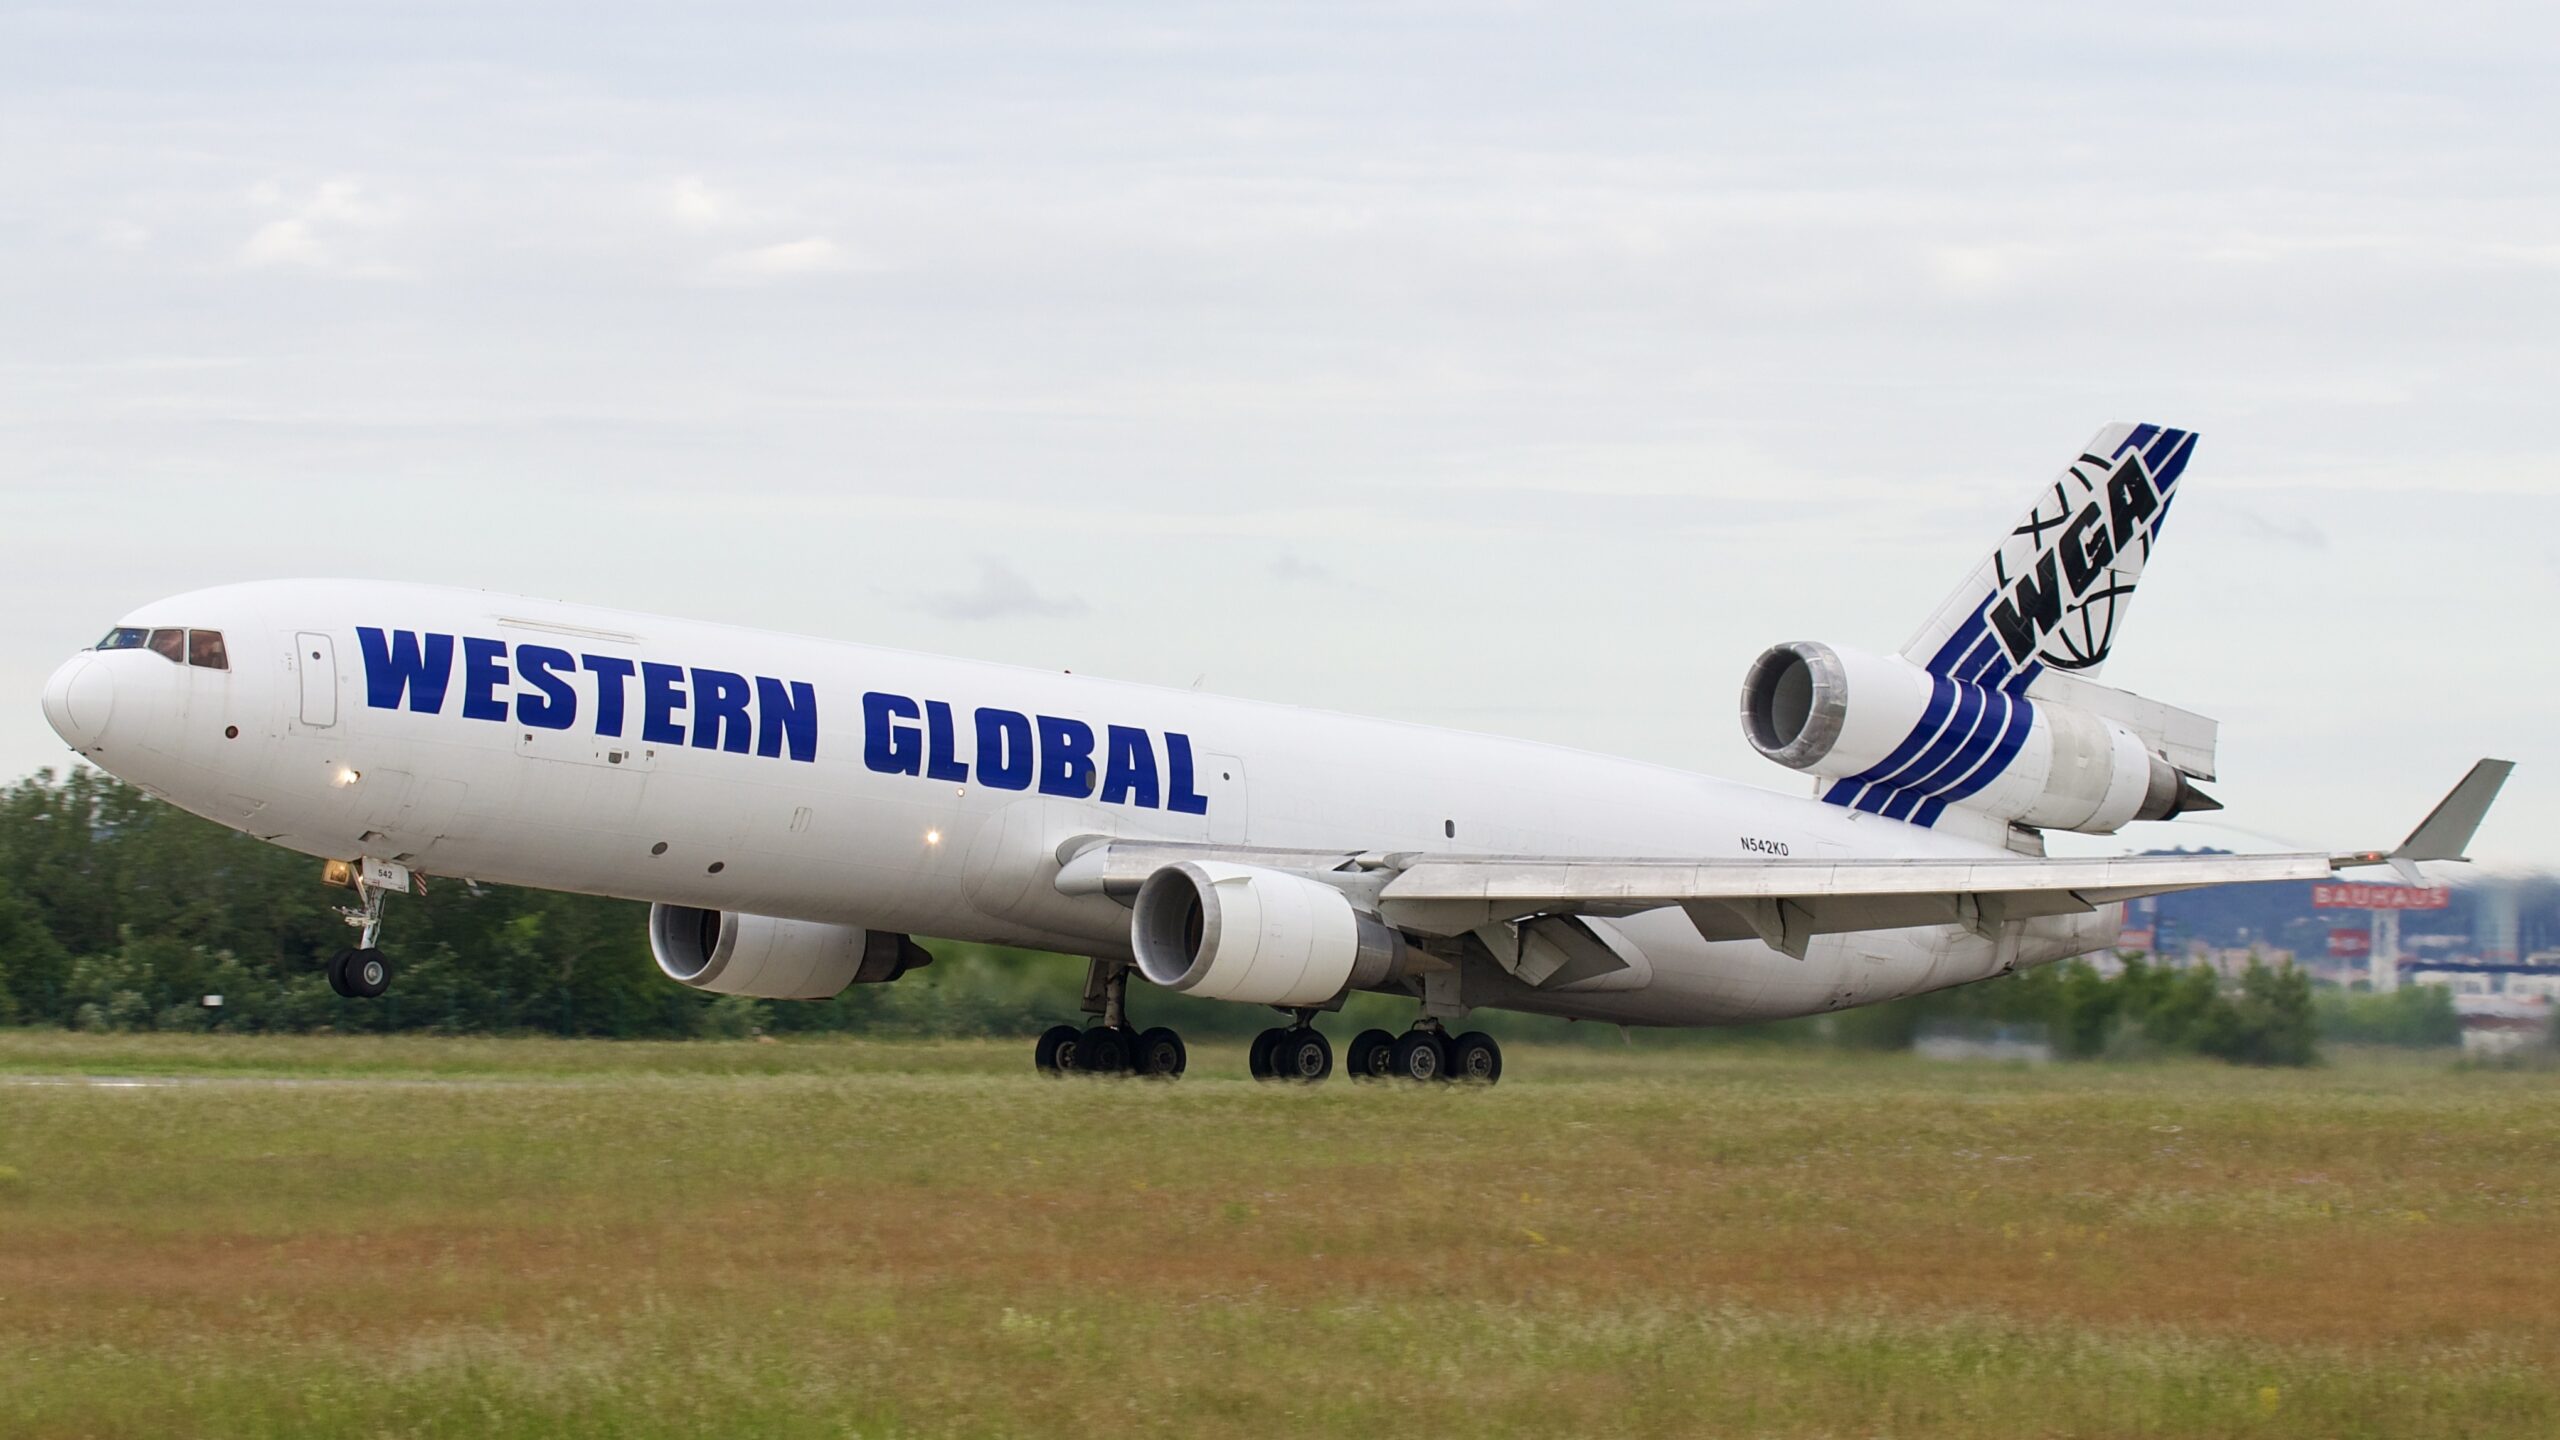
top-left (295, 633), bottom-right (338, 728)
top-left (1202, 752), bottom-right (1249, 845)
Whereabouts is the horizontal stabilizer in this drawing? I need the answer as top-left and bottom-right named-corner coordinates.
top-left (2329, 758), bottom-right (2515, 882)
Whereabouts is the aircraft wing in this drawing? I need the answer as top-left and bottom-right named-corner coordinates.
top-left (1056, 760), bottom-right (2510, 959)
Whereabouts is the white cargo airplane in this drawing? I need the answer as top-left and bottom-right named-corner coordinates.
top-left (40, 424), bottom-right (2510, 1083)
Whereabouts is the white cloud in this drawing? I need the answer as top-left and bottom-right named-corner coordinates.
top-left (710, 235), bottom-right (856, 280)
top-left (5, 1), bottom-right (2558, 865)
top-left (241, 217), bottom-right (325, 267)
top-left (917, 560), bottom-right (1089, 622)
top-left (236, 179), bottom-right (404, 275)
top-left (664, 176), bottom-right (738, 229)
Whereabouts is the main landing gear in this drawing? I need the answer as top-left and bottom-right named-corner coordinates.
top-left (322, 859), bottom-right (402, 1000)
top-left (1344, 1022), bottom-right (1504, 1084)
top-left (1036, 959), bottom-right (1188, 1079)
top-left (1030, 961), bottom-right (1504, 1086)
top-left (1250, 1020), bottom-right (1333, 1082)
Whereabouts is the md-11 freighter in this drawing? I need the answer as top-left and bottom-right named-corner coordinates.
top-left (39, 424), bottom-right (2511, 1082)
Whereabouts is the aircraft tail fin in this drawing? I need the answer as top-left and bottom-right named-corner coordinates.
top-left (1902, 424), bottom-right (2199, 690)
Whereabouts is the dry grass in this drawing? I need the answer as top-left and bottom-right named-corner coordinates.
top-left (0, 1034), bottom-right (2553, 1437)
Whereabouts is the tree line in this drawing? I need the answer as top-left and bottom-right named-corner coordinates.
top-left (0, 768), bottom-right (2441, 1063)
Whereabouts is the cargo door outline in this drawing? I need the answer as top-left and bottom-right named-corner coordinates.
top-left (1201, 752), bottom-right (1249, 845)
top-left (295, 632), bottom-right (338, 728)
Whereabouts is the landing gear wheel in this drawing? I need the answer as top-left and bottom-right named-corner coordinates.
top-left (1134, 1027), bottom-right (1188, 1079)
top-left (343, 948), bottom-right (390, 999)
top-left (1389, 1030), bottom-right (1448, 1082)
top-left (324, 948), bottom-right (356, 998)
top-left (1447, 1031), bottom-right (1502, 1085)
top-left (1077, 1024), bottom-right (1131, 1075)
top-left (1035, 1023), bottom-right (1083, 1076)
top-left (1248, 1026), bottom-right (1288, 1081)
top-left (1346, 1029), bottom-right (1396, 1079)
top-left (1270, 1028), bottom-right (1333, 1083)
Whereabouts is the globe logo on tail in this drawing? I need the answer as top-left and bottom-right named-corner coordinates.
top-left (1986, 440), bottom-right (2178, 676)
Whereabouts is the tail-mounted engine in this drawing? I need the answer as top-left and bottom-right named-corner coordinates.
top-left (648, 905), bottom-right (933, 1000)
top-left (1131, 861), bottom-right (1409, 1008)
top-left (1739, 640), bottom-right (2217, 834)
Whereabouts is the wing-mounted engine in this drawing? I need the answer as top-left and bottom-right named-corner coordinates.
top-left (648, 904), bottom-right (933, 1000)
top-left (1131, 861), bottom-right (1409, 1007)
top-left (1739, 640), bottom-right (2219, 835)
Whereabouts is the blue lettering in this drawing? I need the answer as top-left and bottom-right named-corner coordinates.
top-left (357, 629), bottom-right (818, 765)
top-left (1037, 715), bottom-right (1097, 797)
top-left (357, 628), bottom-right (453, 713)
top-left (924, 700), bottom-right (969, 783)
top-left (515, 645), bottom-right (578, 730)
top-left (865, 691), bottom-right (923, 775)
top-left (690, 668), bottom-right (753, 754)
top-left (460, 637), bottom-right (510, 723)
top-left (1166, 731), bottom-right (1209, 815)
top-left (1101, 725), bottom-right (1160, 808)
top-left (640, 662), bottom-right (688, 746)
top-left (755, 676), bottom-right (819, 763)
top-left (581, 655), bottom-right (636, 737)
top-left (976, 707), bottom-right (1033, 791)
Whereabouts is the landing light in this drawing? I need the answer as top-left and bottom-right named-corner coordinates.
top-left (333, 767), bottom-right (362, 787)
top-left (925, 829), bottom-right (942, 847)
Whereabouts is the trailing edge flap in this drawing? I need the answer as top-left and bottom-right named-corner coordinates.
top-left (1471, 914), bottom-right (1641, 988)
top-left (1381, 851), bottom-right (2341, 940)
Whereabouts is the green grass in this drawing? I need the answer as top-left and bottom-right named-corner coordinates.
top-left (1, 1033), bottom-right (2554, 1437)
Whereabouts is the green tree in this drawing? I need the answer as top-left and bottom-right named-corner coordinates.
top-left (2204, 959), bottom-right (2320, 1067)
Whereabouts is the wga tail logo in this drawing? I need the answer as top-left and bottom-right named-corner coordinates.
top-left (1988, 431), bottom-right (2188, 672)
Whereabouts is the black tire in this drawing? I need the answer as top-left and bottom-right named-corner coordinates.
top-left (324, 948), bottom-right (355, 998)
top-left (1389, 1030), bottom-right (1447, 1082)
top-left (344, 948), bottom-right (391, 999)
top-left (1078, 1024), bottom-right (1131, 1075)
top-left (1134, 1027), bottom-right (1187, 1079)
top-left (1345, 1028), bottom-right (1396, 1080)
top-left (1448, 1031), bottom-right (1503, 1085)
top-left (1035, 1023), bottom-right (1082, 1076)
top-left (1271, 1028), bottom-right (1333, 1083)
top-left (1247, 1026), bottom-right (1286, 1081)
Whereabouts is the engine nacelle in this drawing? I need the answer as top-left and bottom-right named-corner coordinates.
top-left (1131, 862), bottom-right (1408, 1008)
top-left (648, 904), bottom-right (933, 1000)
top-left (1740, 640), bottom-right (2210, 835)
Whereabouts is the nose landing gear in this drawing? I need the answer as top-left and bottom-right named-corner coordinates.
top-left (327, 947), bottom-right (390, 999)
top-left (322, 858), bottom-right (408, 1000)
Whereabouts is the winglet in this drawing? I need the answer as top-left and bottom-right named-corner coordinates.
top-left (2371, 760), bottom-right (2515, 878)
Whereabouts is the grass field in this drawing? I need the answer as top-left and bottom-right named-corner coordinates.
top-left (1, 1034), bottom-right (2554, 1438)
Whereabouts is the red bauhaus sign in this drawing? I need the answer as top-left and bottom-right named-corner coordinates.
top-left (2312, 884), bottom-right (2450, 911)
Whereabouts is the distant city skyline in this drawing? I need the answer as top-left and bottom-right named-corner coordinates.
top-left (4, 2), bottom-right (2553, 863)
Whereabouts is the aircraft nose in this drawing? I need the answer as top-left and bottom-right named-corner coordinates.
top-left (41, 654), bottom-right (114, 750)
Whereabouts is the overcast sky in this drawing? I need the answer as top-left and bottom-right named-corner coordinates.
top-left (4, 1), bottom-right (2554, 866)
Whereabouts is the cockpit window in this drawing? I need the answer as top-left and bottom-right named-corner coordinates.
top-left (98, 627), bottom-right (150, 651)
top-left (147, 628), bottom-right (186, 663)
top-left (187, 630), bottom-right (229, 670)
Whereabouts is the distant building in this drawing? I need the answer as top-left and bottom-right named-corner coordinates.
top-left (1914, 1022), bottom-right (2053, 1064)
top-left (2182, 944), bottom-right (2295, 978)
top-left (2452, 995), bottom-right (2550, 1058)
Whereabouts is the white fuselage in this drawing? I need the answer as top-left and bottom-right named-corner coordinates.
top-left (39, 580), bottom-right (2121, 1025)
